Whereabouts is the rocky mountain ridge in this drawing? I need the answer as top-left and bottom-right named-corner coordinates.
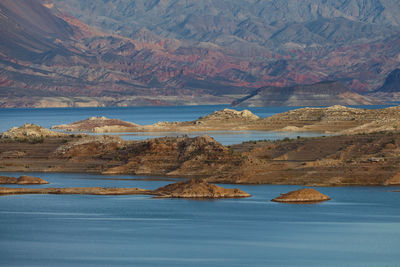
top-left (0, 0), bottom-right (400, 107)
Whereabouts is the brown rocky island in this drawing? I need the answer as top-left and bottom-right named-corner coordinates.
top-left (0, 175), bottom-right (49, 185)
top-left (0, 180), bottom-right (251, 199)
top-left (154, 179), bottom-right (251, 198)
top-left (4, 106), bottom-right (400, 187)
top-left (271, 188), bottom-right (331, 203)
top-left (52, 105), bottom-right (400, 134)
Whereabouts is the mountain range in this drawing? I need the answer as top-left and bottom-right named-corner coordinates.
top-left (1, 0), bottom-right (400, 107)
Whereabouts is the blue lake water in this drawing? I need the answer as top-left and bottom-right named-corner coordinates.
top-left (1, 105), bottom-right (400, 266)
top-left (0, 105), bottom-right (393, 145)
top-left (0, 172), bottom-right (400, 266)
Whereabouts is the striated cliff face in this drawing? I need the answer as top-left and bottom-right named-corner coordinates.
top-left (1, 0), bottom-right (400, 107)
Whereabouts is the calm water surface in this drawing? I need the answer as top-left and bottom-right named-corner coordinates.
top-left (0, 172), bottom-right (400, 266)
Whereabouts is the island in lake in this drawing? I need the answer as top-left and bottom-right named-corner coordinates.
top-left (2, 106), bottom-right (400, 187)
top-left (0, 179), bottom-right (251, 199)
top-left (52, 105), bottom-right (400, 134)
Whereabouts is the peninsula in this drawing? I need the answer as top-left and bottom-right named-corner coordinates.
top-left (0, 180), bottom-right (251, 199)
top-left (52, 105), bottom-right (400, 134)
top-left (2, 114), bottom-right (400, 186)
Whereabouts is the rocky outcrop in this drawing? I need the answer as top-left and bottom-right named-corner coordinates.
top-left (50, 105), bottom-right (400, 135)
top-left (1, 124), bottom-right (66, 139)
top-left (0, 175), bottom-right (49, 184)
top-left (0, 175), bottom-right (49, 185)
top-left (101, 135), bottom-right (242, 177)
top-left (52, 109), bottom-right (260, 133)
top-left (197, 108), bottom-right (259, 121)
top-left (271, 188), bottom-right (330, 203)
top-left (52, 116), bottom-right (139, 132)
top-left (0, 176), bottom-right (18, 184)
top-left (17, 175), bottom-right (49, 184)
top-left (257, 105), bottom-right (400, 134)
top-left (154, 179), bottom-right (251, 198)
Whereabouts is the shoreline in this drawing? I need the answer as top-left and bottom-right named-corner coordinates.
top-left (3, 105), bottom-right (400, 187)
top-left (1, 132), bottom-right (400, 187)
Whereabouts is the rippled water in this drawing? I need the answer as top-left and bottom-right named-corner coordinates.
top-left (1, 172), bottom-right (400, 266)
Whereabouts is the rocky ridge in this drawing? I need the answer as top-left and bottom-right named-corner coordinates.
top-left (2, 1), bottom-right (400, 108)
top-left (198, 108), bottom-right (260, 121)
top-left (51, 105), bottom-right (400, 134)
top-left (3, 126), bottom-right (400, 186)
top-left (52, 116), bottom-right (139, 132)
top-left (1, 124), bottom-right (67, 139)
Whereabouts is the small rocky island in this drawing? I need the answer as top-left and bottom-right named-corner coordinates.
top-left (0, 179), bottom-right (251, 199)
top-left (52, 116), bottom-right (139, 133)
top-left (0, 175), bottom-right (49, 185)
top-left (154, 179), bottom-right (251, 198)
top-left (271, 188), bottom-right (330, 203)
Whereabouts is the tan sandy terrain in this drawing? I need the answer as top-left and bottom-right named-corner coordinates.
top-left (51, 105), bottom-right (400, 134)
top-left (2, 124), bottom-right (400, 186)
